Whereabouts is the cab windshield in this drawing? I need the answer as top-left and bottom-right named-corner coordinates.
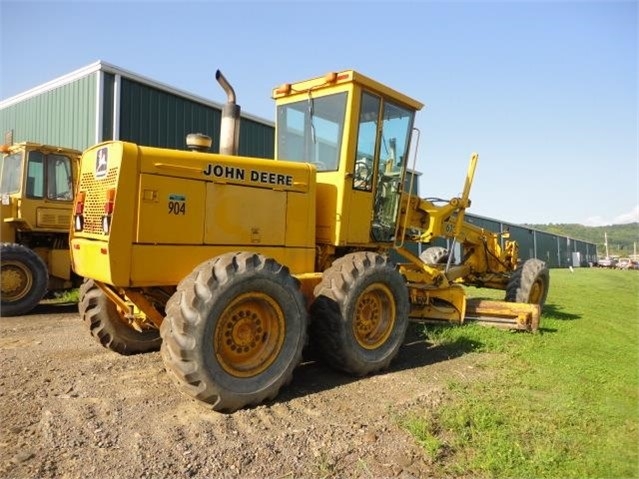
top-left (0, 152), bottom-right (23, 195)
top-left (276, 92), bottom-right (347, 172)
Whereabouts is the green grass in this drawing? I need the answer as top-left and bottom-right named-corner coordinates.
top-left (401, 268), bottom-right (639, 478)
top-left (45, 288), bottom-right (80, 304)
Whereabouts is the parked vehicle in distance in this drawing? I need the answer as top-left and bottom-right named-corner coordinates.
top-left (616, 258), bottom-right (631, 270)
top-left (597, 257), bottom-right (618, 268)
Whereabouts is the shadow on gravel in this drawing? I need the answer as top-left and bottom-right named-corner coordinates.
top-left (29, 302), bottom-right (79, 315)
top-left (275, 323), bottom-right (481, 404)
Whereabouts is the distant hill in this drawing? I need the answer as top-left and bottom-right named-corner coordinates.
top-left (523, 222), bottom-right (639, 257)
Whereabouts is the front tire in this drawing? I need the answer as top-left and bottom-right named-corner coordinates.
top-left (310, 252), bottom-right (409, 376)
top-left (79, 279), bottom-right (161, 354)
top-left (1, 243), bottom-right (48, 317)
top-left (505, 258), bottom-right (550, 308)
top-left (160, 252), bottom-right (308, 413)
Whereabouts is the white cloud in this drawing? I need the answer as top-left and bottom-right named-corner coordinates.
top-left (582, 216), bottom-right (607, 227)
top-left (613, 205), bottom-right (639, 225)
top-left (582, 205), bottom-right (639, 227)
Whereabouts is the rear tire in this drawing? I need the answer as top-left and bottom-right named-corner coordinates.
top-left (79, 279), bottom-right (161, 354)
top-left (310, 252), bottom-right (409, 376)
top-left (419, 246), bottom-right (449, 265)
top-left (160, 252), bottom-right (307, 413)
top-left (505, 259), bottom-right (550, 309)
top-left (1, 243), bottom-right (48, 317)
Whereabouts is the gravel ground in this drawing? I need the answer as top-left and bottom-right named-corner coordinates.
top-left (0, 302), bottom-right (485, 478)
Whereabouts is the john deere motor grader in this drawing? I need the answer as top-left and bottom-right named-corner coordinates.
top-left (1, 141), bottom-right (81, 316)
top-left (70, 70), bottom-right (549, 412)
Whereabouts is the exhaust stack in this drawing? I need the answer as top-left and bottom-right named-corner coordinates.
top-left (215, 70), bottom-right (241, 156)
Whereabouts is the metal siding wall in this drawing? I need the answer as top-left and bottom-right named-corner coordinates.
top-left (101, 73), bottom-right (114, 141)
top-left (535, 230), bottom-right (560, 267)
top-left (0, 75), bottom-right (96, 150)
top-left (507, 225), bottom-right (536, 261)
top-left (466, 214), bottom-right (501, 233)
top-left (118, 78), bottom-right (274, 157)
top-left (573, 240), bottom-right (593, 266)
top-left (238, 118), bottom-right (275, 158)
top-left (557, 236), bottom-right (569, 268)
top-left (119, 78), bottom-right (221, 150)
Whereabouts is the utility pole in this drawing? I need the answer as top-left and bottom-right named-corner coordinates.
top-left (605, 232), bottom-right (609, 258)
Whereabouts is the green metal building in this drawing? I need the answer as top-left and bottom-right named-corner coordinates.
top-left (0, 60), bottom-right (274, 156)
top-left (1, 61), bottom-right (596, 267)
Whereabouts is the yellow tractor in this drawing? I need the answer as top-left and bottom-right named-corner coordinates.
top-left (1, 141), bottom-right (81, 316)
top-left (69, 70), bottom-right (549, 412)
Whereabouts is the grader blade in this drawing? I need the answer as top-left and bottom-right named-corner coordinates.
top-left (464, 299), bottom-right (540, 332)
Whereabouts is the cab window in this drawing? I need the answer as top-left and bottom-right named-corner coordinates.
top-left (277, 92), bottom-right (347, 172)
top-left (353, 92), bottom-right (380, 191)
top-left (26, 151), bottom-right (45, 198)
top-left (26, 151), bottom-right (73, 201)
top-left (0, 152), bottom-right (23, 194)
top-left (48, 154), bottom-right (73, 200)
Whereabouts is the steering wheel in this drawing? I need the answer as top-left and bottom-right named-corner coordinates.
top-left (354, 160), bottom-right (372, 189)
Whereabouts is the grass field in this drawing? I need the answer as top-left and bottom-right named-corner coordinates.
top-left (401, 268), bottom-right (639, 479)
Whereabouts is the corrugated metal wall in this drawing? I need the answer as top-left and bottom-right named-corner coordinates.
top-left (0, 75), bottom-right (96, 151)
top-left (101, 73), bottom-right (115, 142)
top-left (535, 230), bottom-right (560, 267)
top-left (507, 225), bottom-right (537, 262)
top-left (117, 77), bottom-right (274, 157)
top-left (118, 77), bottom-right (220, 151)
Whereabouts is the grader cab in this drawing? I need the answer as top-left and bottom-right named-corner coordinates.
top-left (70, 70), bottom-right (549, 412)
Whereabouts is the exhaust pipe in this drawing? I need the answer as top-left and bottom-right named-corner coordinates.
top-left (215, 70), bottom-right (241, 156)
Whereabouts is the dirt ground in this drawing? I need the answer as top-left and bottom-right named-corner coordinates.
top-left (0, 302), bottom-right (486, 479)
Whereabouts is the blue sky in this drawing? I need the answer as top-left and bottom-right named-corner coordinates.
top-left (1, 0), bottom-right (637, 226)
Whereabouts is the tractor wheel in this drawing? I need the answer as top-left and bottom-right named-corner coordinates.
top-left (79, 279), bottom-right (161, 354)
top-left (1, 243), bottom-right (48, 317)
top-left (505, 258), bottom-right (550, 308)
top-left (160, 252), bottom-right (307, 413)
top-left (309, 252), bottom-right (409, 376)
top-left (419, 246), bottom-right (449, 265)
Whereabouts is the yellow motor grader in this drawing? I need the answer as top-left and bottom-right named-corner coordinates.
top-left (69, 70), bottom-right (549, 411)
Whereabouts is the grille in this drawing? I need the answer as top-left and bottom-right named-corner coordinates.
top-left (80, 168), bottom-right (119, 235)
top-left (39, 213), bottom-right (71, 227)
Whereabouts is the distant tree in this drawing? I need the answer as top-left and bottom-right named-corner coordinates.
top-left (522, 222), bottom-right (639, 257)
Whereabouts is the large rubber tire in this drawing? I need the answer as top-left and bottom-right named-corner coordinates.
top-left (160, 252), bottom-right (308, 413)
top-left (78, 279), bottom-right (161, 354)
top-left (309, 252), bottom-right (409, 376)
top-left (1, 243), bottom-right (48, 317)
top-left (505, 258), bottom-right (550, 309)
top-left (419, 246), bottom-right (449, 265)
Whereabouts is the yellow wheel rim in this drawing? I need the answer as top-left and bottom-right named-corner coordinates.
top-left (529, 278), bottom-right (545, 304)
top-left (215, 292), bottom-right (286, 378)
top-left (352, 283), bottom-right (396, 350)
top-left (1, 260), bottom-right (33, 302)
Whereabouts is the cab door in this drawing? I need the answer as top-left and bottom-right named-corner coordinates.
top-left (347, 92), bottom-right (415, 244)
top-left (22, 150), bottom-right (74, 231)
top-left (346, 92), bottom-right (380, 243)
